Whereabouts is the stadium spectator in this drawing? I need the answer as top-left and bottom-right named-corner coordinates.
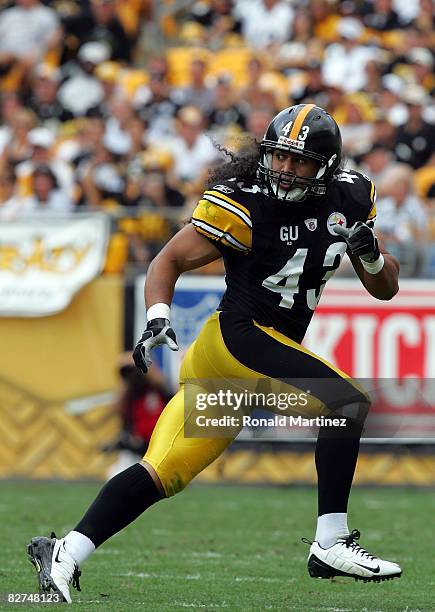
top-left (411, 0), bottom-right (434, 39)
top-left (237, 0), bottom-right (294, 50)
top-left (188, 0), bottom-right (242, 49)
top-left (323, 83), bottom-right (346, 118)
top-left (238, 57), bottom-right (278, 112)
top-left (58, 42), bottom-right (110, 117)
top-left (394, 84), bottom-right (435, 169)
top-left (21, 164), bottom-right (74, 214)
top-left (370, 111), bottom-right (398, 149)
top-left (80, 152), bottom-right (124, 209)
top-left (245, 106), bottom-right (275, 141)
top-left (207, 73), bottom-right (246, 135)
top-left (102, 353), bottom-right (169, 479)
top-left (376, 163), bottom-right (428, 274)
top-left (134, 66), bottom-right (179, 144)
top-left (26, 64), bottom-right (74, 126)
top-left (0, 107), bottom-right (37, 165)
top-left (415, 152), bottom-right (435, 201)
top-left (393, 0), bottom-right (420, 23)
top-left (61, 0), bottom-right (134, 63)
top-left (0, 92), bottom-right (22, 150)
top-left (291, 61), bottom-right (327, 107)
top-left (103, 95), bottom-right (136, 157)
top-left (93, 60), bottom-right (120, 103)
top-left (141, 171), bottom-right (185, 210)
top-left (322, 17), bottom-right (379, 93)
top-left (71, 115), bottom-right (107, 171)
top-left (15, 127), bottom-right (75, 200)
top-left (406, 47), bottom-right (434, 92)
top-left (336, 95), bottom-right (375, 157)
top-left (162, 106), bottom-right (218, 189)
top-left (288, 7), bottom-right (314, 44)
top-left (273, 10), bottom-right (320, 72)
top-left (147, 54), bottom-right (170, 80)
top-left (358, 144), bottom-right (398, 186)
top-left (360, 0), bottom-right (404, 30)
top-left (172, 56), bottom-right (215, 115)
top-left (376, 74), bottom-right (408, 127)
top-left (123, 113), bottom-right (148, 162)
top-left (124, 151), bottom-right (185, 211)
top-left (0, 0), bottom-right (62, 79)
top-left (0, 164), bottom-right (25, 220)
top-left (310, 0), bottom-right (338, 42)
top-left (364, 59), bottom-right (386, 97)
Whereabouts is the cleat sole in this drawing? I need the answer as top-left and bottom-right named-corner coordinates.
top-left (26, 538), bottom-right (66, 602)
top-left (308, 554), bottom-right (402, 582)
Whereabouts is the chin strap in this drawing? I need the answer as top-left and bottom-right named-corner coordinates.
top-left (281, 187), bottom-right (308, 202)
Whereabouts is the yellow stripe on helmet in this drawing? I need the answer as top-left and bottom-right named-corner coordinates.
top-left (289, 104), bottom-right (316, 140)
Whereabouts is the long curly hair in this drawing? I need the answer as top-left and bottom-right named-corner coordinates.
top-left (205, 138), bottom-right (347, 201)
top-left (206, 139), bottom-right (261, 188)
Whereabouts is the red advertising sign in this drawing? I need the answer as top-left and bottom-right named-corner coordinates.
top-left (306, 280), bottom-right (435, 438)
top-left (306, 279), bottom-right (435, 379)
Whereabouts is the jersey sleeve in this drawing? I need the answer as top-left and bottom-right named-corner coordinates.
top-left (191, 186), bottom-right (252, 254)
top-left (366, 179), bottom-right (377, 227)
top-left (335, 170), bottom-right (377, 227)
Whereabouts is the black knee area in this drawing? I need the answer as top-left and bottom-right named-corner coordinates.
top-left (319, 402), bottom-right (370, 441)
top-left (335, 401), bottom-right (370, 427)
top-left (317, 415), bottom-right (364, 441)
top-left (75, 463), bottom-right (163, 548)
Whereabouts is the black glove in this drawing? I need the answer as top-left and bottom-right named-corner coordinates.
top-left (133, 318), bottom-right (179, 374)
top-left (334, 221), bottom-right (380, 262)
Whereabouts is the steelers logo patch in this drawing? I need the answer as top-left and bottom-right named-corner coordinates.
top-left (327, 212), bottom-right (347, 235)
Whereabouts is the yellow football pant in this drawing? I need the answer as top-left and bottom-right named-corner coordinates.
top-left (143, 312), bottom-right (366, 497)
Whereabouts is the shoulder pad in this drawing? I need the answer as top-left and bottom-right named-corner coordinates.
top-left (333, 169), bottom-right (377, 225)
top-left (191, 184), bottom-right (252, 253)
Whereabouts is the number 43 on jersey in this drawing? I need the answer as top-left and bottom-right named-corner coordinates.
top-left (262, 243), bottom-right (347, 310)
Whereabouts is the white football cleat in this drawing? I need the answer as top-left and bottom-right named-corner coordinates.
top-left (27, 533), bottom-right (81, 603)
top-left (306, 529), bottom-right (402, 582)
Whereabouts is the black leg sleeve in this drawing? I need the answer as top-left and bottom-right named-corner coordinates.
top-left (315, 416), bottom-right (364, 516)
top-left (74, 463), bottom-right (163, 547)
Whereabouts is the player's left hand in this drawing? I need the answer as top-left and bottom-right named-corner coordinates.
top-left (334, 221), bottom-right (380, 262)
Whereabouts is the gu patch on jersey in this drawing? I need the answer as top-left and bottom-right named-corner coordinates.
top-left (327, 212), bottom-right (347, 236)
top-left (304, 218), bottom-right (317, 231)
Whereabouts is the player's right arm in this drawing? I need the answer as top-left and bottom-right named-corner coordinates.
top-left (133, 183), bottom-right (252, 373)
top-left (133, 224), bottom-right (222, 373)
top-left (145, 224), bottom-right (222, 307)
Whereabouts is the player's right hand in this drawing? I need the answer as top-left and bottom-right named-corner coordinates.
top-left (133, 318), bottom-right (179, 374)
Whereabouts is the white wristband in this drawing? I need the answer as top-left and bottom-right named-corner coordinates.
top-left (146, 302), bottom-right (170, 322)
top-left (360, 253), bottom-right (384, 275)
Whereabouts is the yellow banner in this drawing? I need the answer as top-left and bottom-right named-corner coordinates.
top-left (0, 276), bottom-right (123, 478)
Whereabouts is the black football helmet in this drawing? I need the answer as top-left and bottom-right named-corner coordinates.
top-left (257, 104), bottom-right (342, 202)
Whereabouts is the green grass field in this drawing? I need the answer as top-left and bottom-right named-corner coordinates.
top-left (1, 481), bottom-right (435, 611)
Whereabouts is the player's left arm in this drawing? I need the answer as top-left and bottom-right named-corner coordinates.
top-left (349, 234), bottom-right (399, 300)
top-left (335, 222), bottom-right (399, 300)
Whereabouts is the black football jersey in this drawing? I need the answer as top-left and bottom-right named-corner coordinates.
top-left (191, 170), bottom-right (377, 343)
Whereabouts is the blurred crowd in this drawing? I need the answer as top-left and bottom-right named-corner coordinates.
top-left (0, 0), bottom-right (434, 275)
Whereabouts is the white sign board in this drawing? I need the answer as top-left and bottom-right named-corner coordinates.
top-left (0, 214), bottom-right (109, 316)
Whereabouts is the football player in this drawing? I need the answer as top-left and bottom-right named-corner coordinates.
top-left (27, 104), bottom-right (401, 602)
